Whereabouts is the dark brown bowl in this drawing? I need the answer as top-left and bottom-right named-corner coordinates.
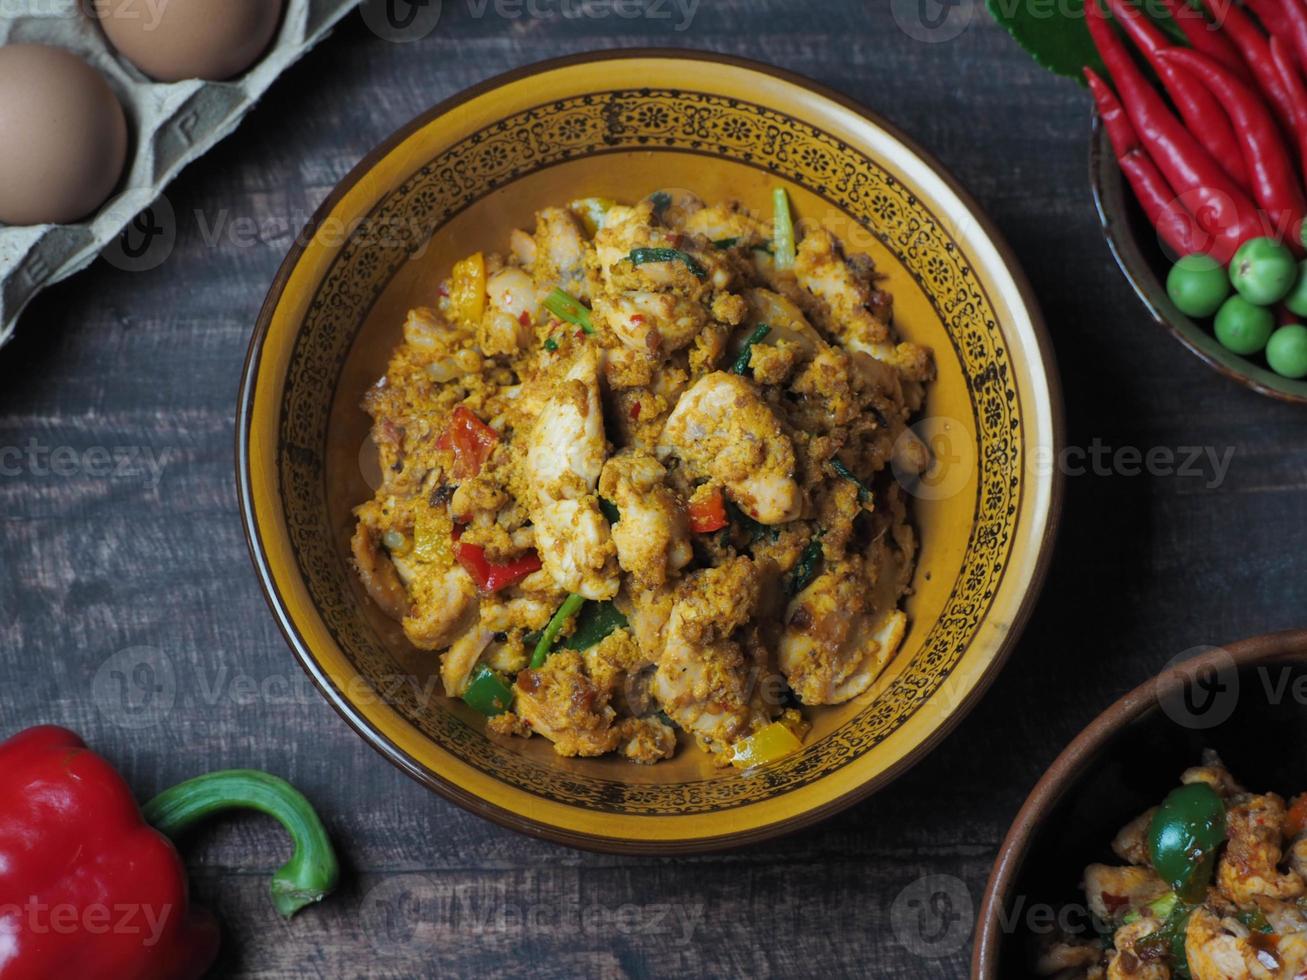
top-left (1090, 115), bottom-right (1307, 405)
top-left (973, 628), bottom-right (1307, 977)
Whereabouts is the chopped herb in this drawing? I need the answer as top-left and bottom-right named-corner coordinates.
top-left (726, 498), bottom-right (779, 544)
top-left (530, 594), bottom-right (586, 669)
top-left (1236, 906), bottom-right (1274, 934)
top-left (787, 538), bottom-right (823, 596)
top-left (542, 288), bottom-right (594, 334)
top-left (628, 247), bottom-right (707, 280)
top-left (773, 187), bottom-right (796, 270)
top-left (712, 237), bottom-right (739, 249)
top-left (649, 191), bottom-right (672, 215)
top-left (561, 601), bottom-right (628, 652)
top-left (831, 459), bottom-right (873, 503)
top-left (543, 336), bottom-right (559, 352)
top-left (730, 323), bottom-right (772, 375)
top-left (1134, 901), bottom-right (1196, 977)
top-left (599, 497), bottom-right (621, 523)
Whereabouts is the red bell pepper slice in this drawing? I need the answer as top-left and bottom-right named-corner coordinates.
top-left (687, 487), bottom-right (728, 533)
top-left (435, 406), bottom-right (499, 479)
top-left (0, 726), bottom-right (339, 980)
top-left (455, 541), bottom-right (542, 592)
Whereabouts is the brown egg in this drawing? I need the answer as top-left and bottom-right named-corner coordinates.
top-left (0, 45), bottom-right (128, 226)
top-left (97, 0), bottom-right (285, 82)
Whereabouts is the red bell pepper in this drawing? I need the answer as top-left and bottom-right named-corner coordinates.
top-left (455, 541), bottom-right (542, 592)
top-left (687, 486), bottom-right (728, 533)
top-left (436, 405), bottom-right (499, 479)
top-left (0, 727), bottom-right (338, 979)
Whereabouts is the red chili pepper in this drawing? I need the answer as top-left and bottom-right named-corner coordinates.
top-left (1194, 0), bottom-right (1298, 135)
top-left (1275, 0), bottom-right (1307, 105)
top-left (1086, 68), bottom-right (1221, 259)
top-left (1159, 0), bottom-right (1255, 85)
top-left (629, 401), bottom-right (641, 420)
top-left (1161, 47), bottom-right (1307, 248)
top-left (1286, 793), bottom-right (1307, 837)
top-left (455, 541), bottom-right (542, 592)
top-left (1271, 35), bottom-right (1307, 171)
top-left (1087, 4), bottom-right (1262, 257)
top-left (687, 487), bottom-right (729, 533)
top-left (0, 727), bottom-right (338, 980)
top-left (435, 405), bottom-right (499, 479)
top-left (1105, 0), bottom-right (1248, 188)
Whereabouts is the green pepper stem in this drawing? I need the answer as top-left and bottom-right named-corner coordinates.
top-left (143, 770), bottom-right (340, 919)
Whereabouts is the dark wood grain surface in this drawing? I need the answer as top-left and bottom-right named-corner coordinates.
top-left (2, 2), bottom-right (1304, 977)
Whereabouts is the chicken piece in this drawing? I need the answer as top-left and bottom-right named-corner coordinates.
top-left (592, 290), bottom-right (708, 354)
top-left (598, 451), bottom-right (692, 588)
top-left (1031, 934), bottom-right (1106, 977)
top-left (513, 650), bottom-right (621, 758)
top-left (620, 586), bottom-right (676, 664)
top-left (779, 560), bottom-right (906, 705)
top-left (1082, 865), bottom-right (1169, 925)
top-left (479, 266), bottom-right (535, 357)
top-left (524, 347), bottom-right (620, 599)
top-left (1181, 754), bottom-right (1245, 797)
top-left (1184, 906), bottom-right (1280, 980)
top-left (1218, 794), bottom-right (1305, 904)
top-left (1106, 917), bottom-right (1171, 980)
top-left (794, 227), bottom-right (894, 357)
top-left (592, 202), bottom-right (731, 292)
top-left (397, 564), bottom-right (479, 651)
top-left (350, 515), bottom-right (410, 621)
top-left (652, 558), bottom-right (779, 757)
top-left (682, 202), bottom-right (770, 250)
top-left (533, 207), bottom-right (591, 299)
top-left (615, 715), bottom-right (678, 764)
top-left (1113, 808), bottom-right (1158, 866)
top-left (440, 626), bottom-right (495, 697)
top-left (656, 371), bottom-right (802, 524)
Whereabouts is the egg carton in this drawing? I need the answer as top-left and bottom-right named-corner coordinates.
top-left (0, 0), bottom-right (362, 346)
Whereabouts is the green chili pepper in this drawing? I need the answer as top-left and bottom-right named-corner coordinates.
top-left (712, 237), bottom-right (739, 249)
top-left (543, 288), bottom-right (594, 334)
top-left (530, 594), bottom-right (586, 669)
top-left (831, 459), bottom-right (873, 503)
top-left (773, 187), bottom-right (796, 270)
top-left (560, 601), bottom-right (628, 652)
top-left (543, 336), bottom-right (559, 352)
top-left (628, 247), bottom-right (707, 280)
top-left (1236, 906), bottom-right (1274, 934)
top-left (730, 324), bottom-right (772, 376)
top-left (463, 664), bottom-right (514, 717)
top-left (1148, 783), bottom-right (1227, 903)
top-left (599, 498), bottom-right (621, 524)
top-left (787, 538), bottom-right (823, 596)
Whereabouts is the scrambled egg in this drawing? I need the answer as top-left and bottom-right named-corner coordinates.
top-left (351, 190), bottom-right (934, 767)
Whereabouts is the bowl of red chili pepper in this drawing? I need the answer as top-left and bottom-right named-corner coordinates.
top-left (1086, 0), bottom-right (1307, 404)
top-left (237, 50), bottom-right (1062, 852)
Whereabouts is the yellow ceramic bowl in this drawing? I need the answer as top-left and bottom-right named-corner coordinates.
top-left (238, 51), bottom-right (1063, 852)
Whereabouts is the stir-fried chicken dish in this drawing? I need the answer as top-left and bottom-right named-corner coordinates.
top-left (350, 188), bottom-right (934, 767)
top-left (1037, 753), bottom-right (1307, 979)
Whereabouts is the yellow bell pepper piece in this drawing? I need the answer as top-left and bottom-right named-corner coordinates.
top-left (730, 721), bottom-right (802, 769)
top-left (449, 251), bottom-right (486, 328)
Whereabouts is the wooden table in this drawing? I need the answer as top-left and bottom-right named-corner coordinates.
top-left (2, 3), bottom-right (1303, 976)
